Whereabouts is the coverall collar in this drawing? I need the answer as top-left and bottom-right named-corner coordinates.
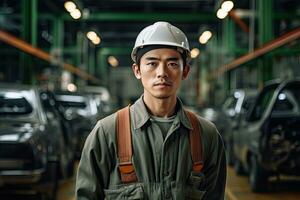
top-left (132, 95), bottom-right (193, 130)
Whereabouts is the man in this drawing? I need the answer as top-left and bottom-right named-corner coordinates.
top-left (76, 21), bottom-right (226, 200)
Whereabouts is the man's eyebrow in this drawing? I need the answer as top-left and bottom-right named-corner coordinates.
top-left (166, 57), bottom-right (180, 61)
top-left (145, 57), bottom-right (159, 61)
top-left (144, 57), bottom-right (180, 61)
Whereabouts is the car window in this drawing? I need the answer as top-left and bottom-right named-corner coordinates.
top-left (223, 96), bottom-right (238, 110)
top-left (242, 97), bottom-right (255, 112)
top-left (272, 87), bottom-right (300, 117)
top-left (250, 89), bottom-right (275, 121)
top-left (0, 92), bottom-right (33, 115)
top-left (56, 95), bottom-right (87, 109)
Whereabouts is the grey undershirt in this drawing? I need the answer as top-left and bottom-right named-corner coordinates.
top-left (150, 115), bottom-right (176, 139)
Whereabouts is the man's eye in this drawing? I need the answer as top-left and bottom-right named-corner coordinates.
top-left (169, 62), bottom-right (179, 67)
top-left (147, 62), bottom-right (157, 67)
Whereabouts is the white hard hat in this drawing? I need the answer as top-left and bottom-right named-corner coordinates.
top-left (131, 21), bottom-right (191, 63)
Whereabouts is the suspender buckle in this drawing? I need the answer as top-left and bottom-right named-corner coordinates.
top-left (118, 161), bottom-right (138, 183)
top-left (119, 161), bottom-right (135, 174)
top-left (193, 161), bottom-right (204, 172)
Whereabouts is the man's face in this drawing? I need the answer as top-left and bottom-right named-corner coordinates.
top-left (132, 48), bottom-right (190, 100)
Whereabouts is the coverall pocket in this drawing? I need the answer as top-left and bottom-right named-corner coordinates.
top-left (104, 183), bottom-right (144, 200)
top-left (185, 188), bottom-right (206, 200)
top-left (185, 172), bottom-right (206, 199)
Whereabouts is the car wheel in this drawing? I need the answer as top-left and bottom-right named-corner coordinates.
top-left (234, 158), bottom-right (245, 175)
top-left (227, 140), bottom-right (235, 166)
top-left (43, 162), bottom-right (59, 200)
top-left (249, 155), bottom-right (268, 192)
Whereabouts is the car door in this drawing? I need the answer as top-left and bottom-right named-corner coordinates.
top-left (235, 84), bottom-right (278, 166)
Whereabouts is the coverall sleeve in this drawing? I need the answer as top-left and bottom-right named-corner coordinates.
top-left (202, 126), bottom-right (227, 200)
top-left (75, 122), bottom-right (112, 200)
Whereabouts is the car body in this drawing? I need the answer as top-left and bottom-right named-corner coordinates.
top-left (222, 89), bottom-right (258, 165)
top-left (232, 79), bottom-right (300, 192)
top-left (0, 84), bottom-right (74, 199)
top-left (54, 91), bottom-right (100, 158)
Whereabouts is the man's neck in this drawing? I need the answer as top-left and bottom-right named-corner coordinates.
top-left (143, 93), bottom-right (177, 118)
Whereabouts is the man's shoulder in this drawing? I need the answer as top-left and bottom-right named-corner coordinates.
top-left (96, 111), bottom-right (118, 131)
top-left (197, 115), bottom-right (217, 132)
top-left (189, 112), bottom-right (220, 140)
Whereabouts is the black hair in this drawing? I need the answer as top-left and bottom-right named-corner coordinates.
top-left (135, 45), bottom-right (187, 66)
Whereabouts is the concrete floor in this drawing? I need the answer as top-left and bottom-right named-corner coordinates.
top-left (58, 166), bottom-right (300, 200)
top-left (2, 165), bottom-right (300, 199)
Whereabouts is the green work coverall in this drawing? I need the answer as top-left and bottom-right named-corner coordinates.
top-left (76, 96), bottom-right (226, 200)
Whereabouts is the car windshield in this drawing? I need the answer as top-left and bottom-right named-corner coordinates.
top-left (272, 85), bottom-right (300, 117)
top-left (249, 88), bottom-right (276, 121)
top-left (223, 96), bottom-right (238, 110)
top-left (0, 92), bottom-right (33, 115)
top-left (56, 95), bottom-right (87, 109)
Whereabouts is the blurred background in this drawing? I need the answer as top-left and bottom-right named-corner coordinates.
top-left (0, 0), bottom-right (300, 199)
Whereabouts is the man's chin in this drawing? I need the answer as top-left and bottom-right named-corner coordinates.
top-left (153, 93), bottom-right (173, 99)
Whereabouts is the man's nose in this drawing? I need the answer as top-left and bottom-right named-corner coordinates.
top-left (156, 64), bottom-right (168, 78)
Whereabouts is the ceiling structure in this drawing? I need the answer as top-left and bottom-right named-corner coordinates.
top-left (0, 0), bottom-right (300, 83)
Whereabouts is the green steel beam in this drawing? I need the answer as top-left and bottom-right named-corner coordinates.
top-left (99, 47), bottom-right (131, 55)
top-left (53, 17), bottom-right (64, 49)
top-left (88, 45), bottom-right (96, 76)
top-left (258, 0), bottom-right (274, 83)
top-left (97, 49), bottom-right (107, 86)
top-left (17, 46), bottom-right (300, 57)
top-left (96, 47), bottom-right (132, 86)
top-left (273, 13), bottom-right (300, 20)
top-left (21, 0), bottom-right (38, 84)
top-left (10, 11), bottom-right (298, 22)
top-left (31, 0), bottom-right (38, 47)
top-left (259, 0), bottom-right (274, 45)
top-left (62, 12), bottom-right (216, 22)
top-left (223, 18), bottom-right (236, 54)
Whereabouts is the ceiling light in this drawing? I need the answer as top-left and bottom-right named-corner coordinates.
top-left (221, 1), bottom-right (234, 13)
top-left (86, 31), bottom-right (97, 41)
top-left (108, 56), bottom-right (119, 67)
top-left (202, 31), bottom-right (212, 40)
top-left (199, 31), bottom-right (212, 44)
top-left (64, 1), bottom-right (76, 12)
top-left (191, 48), bottom-right (200, 58)
top-left (70, 8), bottom-right (81, 19)
top-left (92, 36), bottom-right (101, 45)
top-left (216, 8), bottom-right (228, 19)
top-left (67, 83), bottom-right (77, 92)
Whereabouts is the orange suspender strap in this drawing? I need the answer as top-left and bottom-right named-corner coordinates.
top-left (116, 106), bottom-right (203, 184)
top-left (116, 106), bottom-right (138, 183)
top-left (185, 110), bottom-right (204, 173)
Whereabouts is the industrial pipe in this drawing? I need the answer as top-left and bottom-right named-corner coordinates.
top-left (0, 30), bottom-right (100, 84)
top-left (213, 26), bottom-right (300, 79)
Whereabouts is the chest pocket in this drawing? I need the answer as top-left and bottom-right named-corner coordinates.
top-left (104, 183), bottom-right (144, 200)
top-left (185, 172), bottom-right (206, 200)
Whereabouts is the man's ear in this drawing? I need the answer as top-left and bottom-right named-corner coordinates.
top-left (132, 63), bottom-right (141, 79)
top-left (182, 64), bottom-right (190, 80)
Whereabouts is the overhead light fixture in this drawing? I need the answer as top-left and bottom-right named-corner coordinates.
top-left (92, 36), bottom-right (101, 45)
top-left (221, 1), bottom-right (234, 12)
top-left (64, 1), bottom-right (76, 12)
top-left (216, 8), bottom-right (228, 19)
top-left (86, 31), bottom-right (101, 45)
top-left (64, 1), bottom-right (82, 20)
top-left (108, 56), bottom-right (119, 67)
top-left (199, 31), bottom-right (212, 44)
top-left (191, 48), bottom-right (200, 58)
top-left (67, 83), bottom-right (77, 92)
top-left (86, 31), bottom-right (97, 41)
top-left (70, 8), bottom-right (81, 19)
top-left (216, 1), bottom-right (234, 19)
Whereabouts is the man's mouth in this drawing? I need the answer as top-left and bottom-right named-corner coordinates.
top-left (154, 82), bottom-right (172, 86)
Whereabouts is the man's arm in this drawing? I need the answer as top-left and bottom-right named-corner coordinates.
top-left (76, 122), bottom-right (112, 200)
top-left (202, 126), bottom-right (227, 200)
